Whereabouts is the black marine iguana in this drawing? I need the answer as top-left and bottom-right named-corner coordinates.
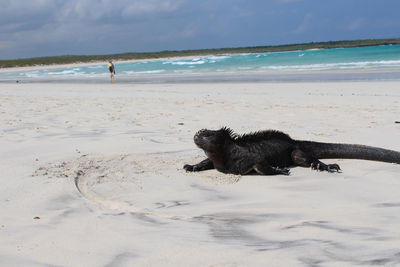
top-left (183, 127), bottom-right (400, 175)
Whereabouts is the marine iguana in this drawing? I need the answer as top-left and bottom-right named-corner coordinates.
top-left (183, 127), bottom-right (400, 175)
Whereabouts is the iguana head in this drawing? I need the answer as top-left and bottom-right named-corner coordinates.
top-left (193, 127), bottom-right (234, 152)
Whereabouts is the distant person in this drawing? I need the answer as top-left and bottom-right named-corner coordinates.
top-left (108, 60), bottom-right (115, 83)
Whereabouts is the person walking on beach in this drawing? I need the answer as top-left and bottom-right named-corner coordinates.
top-left (108, 60), bottom-right (115, 83)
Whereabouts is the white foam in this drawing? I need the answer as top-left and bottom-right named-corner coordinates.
top-left (125, 70), bottom-right (165, 74)
top-left (260, 60), bottom-right (400, 71)
top-left (47, 70), bottom-right (78, 75)
top-left (88, 65), bottom-right (103, 69)
top-left (169, 60), bottom-right (206, 65)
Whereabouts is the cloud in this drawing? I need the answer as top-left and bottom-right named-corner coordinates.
top-left (277, 0), bottom-right (303, 2)
top-left (0, 0), bottom-right (186, 26)
top-left (0, 0), bottom-right (55, 17)
top-left (0, 0), bottom-right (56, 31)
top-left (56, 0), bottom-right (186, 22)
top-left (0, 0), bottom-right (191, 58)
top-left (294, 13), bottom-right (313, 33)
top-left (348, 17), bottom-right (366, 31)
top-left (1, 0), bottom-right (400, 59)
top-left (121, 0), bottom-right (185, 18)
top-left (0, 41), bottom-right (13, 50)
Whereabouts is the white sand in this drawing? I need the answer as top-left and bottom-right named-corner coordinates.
top-left (0, 81), bottom-right (399, 266)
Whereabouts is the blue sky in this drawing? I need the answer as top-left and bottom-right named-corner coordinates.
top-left (1, 0), bottom-right (399, 59)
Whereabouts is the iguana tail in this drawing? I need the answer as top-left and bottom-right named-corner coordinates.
top-left (298, 141), bottom-right (400, 164)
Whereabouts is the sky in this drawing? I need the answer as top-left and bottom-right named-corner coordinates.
top-left (1, 0), bottom-right (400, 59)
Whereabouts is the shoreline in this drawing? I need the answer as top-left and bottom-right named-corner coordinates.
top-left (2, 67), bottom-right (400, 84)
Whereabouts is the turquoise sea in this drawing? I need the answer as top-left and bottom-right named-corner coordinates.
top-left (2, 44), bottom-right (400, 82)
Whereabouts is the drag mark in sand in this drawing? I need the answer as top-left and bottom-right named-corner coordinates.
top-left (35, 151), bottom-right (240, 221)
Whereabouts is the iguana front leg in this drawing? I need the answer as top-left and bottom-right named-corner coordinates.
top-left (184, 158), bottom-right (214, 172)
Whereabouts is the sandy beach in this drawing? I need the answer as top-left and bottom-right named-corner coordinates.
top-left (1, 81), bottom-right (399, 266)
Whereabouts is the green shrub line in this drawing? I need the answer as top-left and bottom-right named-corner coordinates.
top-left (1, 38), bottom-right (400, 68)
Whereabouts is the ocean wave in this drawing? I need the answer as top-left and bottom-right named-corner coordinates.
top-left (205, 55), bottom-right (231, 61)
top-left (124, 70), bottom-right (165, 74)
top-left (164, 60), bottom-right (206, 65)
top-left (162, 55), bottom-right (230, 66)
top-left (88, 65), bottom-right (103, 69)
top-left (24, 72), bottom-right (40, 78)
top-left (47, 70), bottom-right (82, 75)
top-left (260, 60), bottom-right (400, 71)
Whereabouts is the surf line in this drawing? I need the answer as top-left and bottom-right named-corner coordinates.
top-left (73, 170), bottom-right (192, 220)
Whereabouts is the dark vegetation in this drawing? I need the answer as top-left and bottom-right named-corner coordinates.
top-left (1, 38), bottom-right (400, 68)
